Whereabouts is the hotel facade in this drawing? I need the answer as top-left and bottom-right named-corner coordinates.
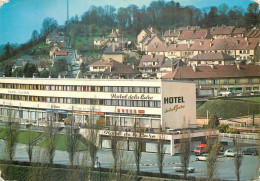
top-left (0, 77), bottom-right (217, 155)
top-left (0, 78), bottom-right (196, 130)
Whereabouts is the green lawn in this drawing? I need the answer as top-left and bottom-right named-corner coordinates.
top-left (17, 131), bottom-right (43, 144)
top-left (37, 134), bottom-right (86, 151)
top-left (233, 97), bottom-right (260, 102)
top-left (0, 128), bottom-right (6, 138)
top-left (197, 99), bottom-right (260, 118)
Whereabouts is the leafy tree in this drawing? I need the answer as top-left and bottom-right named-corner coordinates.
top-left (4, 63), bottom-right (13, 77)
top-left (31, 30), bottom-right (39, 44)
top-left (40, 69), bottom-right (50, 78)
top-left (217, 124), bottom-right (229, 133)
top-left (208, 114), bottom-right (220, 129)
top-left (40, 17), bottom-right (58, 37)
top-left (180, 129), bottom-right (191, 179)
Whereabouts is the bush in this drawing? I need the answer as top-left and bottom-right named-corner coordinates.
top-left (217, 124), bottom-right (229, 133)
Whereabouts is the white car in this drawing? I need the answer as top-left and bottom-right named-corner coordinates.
top-left (224, 149), bottom-right (237, 157)
top-left (196, 153), bottom-right (209, 161)
top-left (173, 166), bottom-right (195, 173)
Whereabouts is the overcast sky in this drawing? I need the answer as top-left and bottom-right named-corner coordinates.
top-left (0, 0), bottom-right (257, 45)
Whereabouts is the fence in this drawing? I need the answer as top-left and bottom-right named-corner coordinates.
top-left (220, 133), bottom-right (260, 140)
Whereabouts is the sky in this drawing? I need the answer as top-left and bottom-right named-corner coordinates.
top-left (0, 0), bottom-right (257, 45)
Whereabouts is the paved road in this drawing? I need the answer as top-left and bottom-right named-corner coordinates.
top-left (0, 141), bottom-right (258, 180)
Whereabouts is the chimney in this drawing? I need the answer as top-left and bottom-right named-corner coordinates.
top-left (237, 64), bottom-right (240, 70)
top-left (112, 43), bottom-right (115, 52)
top-left (210, 64), bottom-right (214, 69)
top-left (192, 65), bottom-right (196, 72)
top-left (112, 29), bottom-right (114, 33)
top-left (188, 42), bottom-right (190, 48)
top-left (210, 42), bottom-right (212, 47)
top-left (245, 37), bottom-right (248, 41)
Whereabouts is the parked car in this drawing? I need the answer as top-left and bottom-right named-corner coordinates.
top-left (224, 149), bottom-right (238, 157)
top-left (242, 148), bottom-right (258, 156)
top-left (173, 166), bottom-right (195, 173)
top-left (194, 144), bottom-right (208, 155)
top-left (196, 153), bottom-right (209, 161)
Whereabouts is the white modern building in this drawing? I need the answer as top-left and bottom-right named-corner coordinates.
top-left (0, 77), bottom-right (218, 155)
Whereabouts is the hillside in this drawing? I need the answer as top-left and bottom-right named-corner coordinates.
top-left (197, 98), bottom-right (260, 118)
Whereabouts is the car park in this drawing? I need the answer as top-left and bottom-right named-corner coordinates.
top-left (173, 166), bottom-right (195, 173)
top-left (242, 148), bottom-right (258, 156)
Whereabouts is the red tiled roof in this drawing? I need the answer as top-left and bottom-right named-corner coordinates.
top-left (210, 26), bottom-right (235, 35)
top-left (178, 29), bottom-right (208, 40)
top-left (246, 29), bottom-right (260, 38)
top-left (147, 37), bottom-right (258, 52)
top-left (232, 28), bottom-right (246, 35)
top-left (90, 59), bottom-right (109, 66)
top-left (162, 65), bottom-right (260, 79)
top-left (54, 50), bottom-right (68, 56)
top-left (103, 60), bottom-right (141, 75)
top-left (190, 52), bottom-right (235, 61)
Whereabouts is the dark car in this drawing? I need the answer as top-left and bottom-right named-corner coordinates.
top-left (242, 148), bottom-right (258, 156)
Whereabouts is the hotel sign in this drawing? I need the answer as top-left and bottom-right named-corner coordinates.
top-left (8, 90), bottom-right (29, 95)
top-left (102, 130), bottom-right (156, 139)
top-left (163, 96), bottom-right (185, 113)
top-left (111, 93), bottom-right (153, 100)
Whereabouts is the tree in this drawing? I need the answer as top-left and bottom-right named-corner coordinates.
top-left (66, 121), bottom-right (79, 166)
top-left (156, 127), bottom-right (166, 175)
top-left (87, 106), bottom-right (99, 170)
top-left (26, 125), bottom-right (35, 163)
top-left (179, 129), bottom-right (191, 179)
top-left (44, 113), bottom-right (58, 165)
top-left (4, 63), bottom-right (13, 77)
top-left (40, 17), bottom-right (58, 37)
top-left (111, 120), bottom-right (119, 172)
top-left (206, 142), bottom-right (221, 181)
top-left (133, 123), bottom-right (143, 175)
top-left (208, 114), bottom-right (220, 129)
top-left (4, 109), bottom-right (19, 163)
top-left (31, 30), bottom-right (39, 44)
top-left (234, 138), bottom-right (243, 181)
top-left (3, 42), bottom-right (14, 59)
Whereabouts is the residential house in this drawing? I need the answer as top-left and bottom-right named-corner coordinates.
top-left (232, 28), bottom-right (247, 37)
top-left (49, 42), bottom-right (65, 59)
top-left (163, 29), bottom-right (180, 43)
top-left (157, 58), bottom-right (186, 78)
top-left (12, 55), bottom-right (36, 73)
top-left (106, 29), bottom-right (128, 48)
top-left (163, 64), bottom-right (260, 97)
top-left (246, 28), bottom-right (260, 38)
top-left (189, 52), bottom-right (236, 66)
top-left (137, 27), bottom-right (160, 51)
top-left (210, 26), bottom-right (235, 39)
top-left (138, 55), bottom-right (165, 78)
top-left (102, 44), bottom-right (125, 63)
top-left (89, 59), bottom-right (141, 79)
top-left (177, 29), bottom-right (210, 44)
top-left (46, 29), bottom-right (64, 44)
top-left (146, 37), bottom-right (259, 62)
top-left (94, 37), bottom-right (107, 46)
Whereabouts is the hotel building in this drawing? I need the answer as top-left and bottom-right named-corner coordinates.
top-left (0, 78), bottom-right (217, 155)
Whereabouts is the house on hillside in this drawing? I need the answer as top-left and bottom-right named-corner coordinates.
top-left (177, 29), bottom-right (211, 44)
top-left (46, 29), bottom-right (64, 44)
top-left (189, 52), bottom-right (236, 66)
top-left (137, 27), bottom-right (160, 51)
top-left (163, 64), bottom-right (260, 97)
top-left (232, 28), bottom-right (247, 37)
top-left (138, 55), bottom-right (165, 78)
top-left (12, 55), bottom-right (36, 73)
top-left (157, 58), bottom-right (186, 78)
top-left (89, 59), bottom-right (141, 79)
top-left (210, 26), bottom-right (235, 39)
top-left (102, 44), bottom-right (125, 63)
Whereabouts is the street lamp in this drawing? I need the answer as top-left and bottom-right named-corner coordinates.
top-left (96, 156), bottom-right (101, 181)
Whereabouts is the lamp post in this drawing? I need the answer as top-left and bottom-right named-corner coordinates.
top-left (96, 156), bottom-right (101, 181)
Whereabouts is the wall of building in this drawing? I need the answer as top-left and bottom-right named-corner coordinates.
top-left (103, 54), bottom-right (123, 63)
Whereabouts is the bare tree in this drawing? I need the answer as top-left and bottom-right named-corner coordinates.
top-left (26, 125), bottom-right (35, 163)
top-left (179, 129), bottom-right (191, 179)
top-left (234, 138), bottom-right (243, 181)
top-left (206, 142), bottom-right (221, 181)
top-left (156, 127), bottom-right (166, 175)
top-left (44, 113), bottom-right (58, 165)
top-left (4, 109), bottom-right (19, 163)
top-left (87, 106), bottom-right (99, 170)
top-left (66, 124), bottom-right (79, 166)
top-left (133, 124), bottom-right (143, 175)
top-left (111, 120), bottom-right (119, 172)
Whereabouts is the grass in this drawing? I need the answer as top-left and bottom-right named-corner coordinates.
top-left (233, 97), bottom-right (260, 102)
top-left (16, 131), bottom-right (43, 145)
top-left (0, 128), bottom-right (6, 138)
top-left (37, 134), bottom-right (86, 151)
top-left (197, 99), bottom-right (260, 119)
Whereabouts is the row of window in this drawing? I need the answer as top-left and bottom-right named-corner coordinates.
top-left (0, 94), bottom-right (161, 108)
top-left (199, 78), bottom-right (258, 85)
top-left (0, 83), bottom-right (161, 94)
